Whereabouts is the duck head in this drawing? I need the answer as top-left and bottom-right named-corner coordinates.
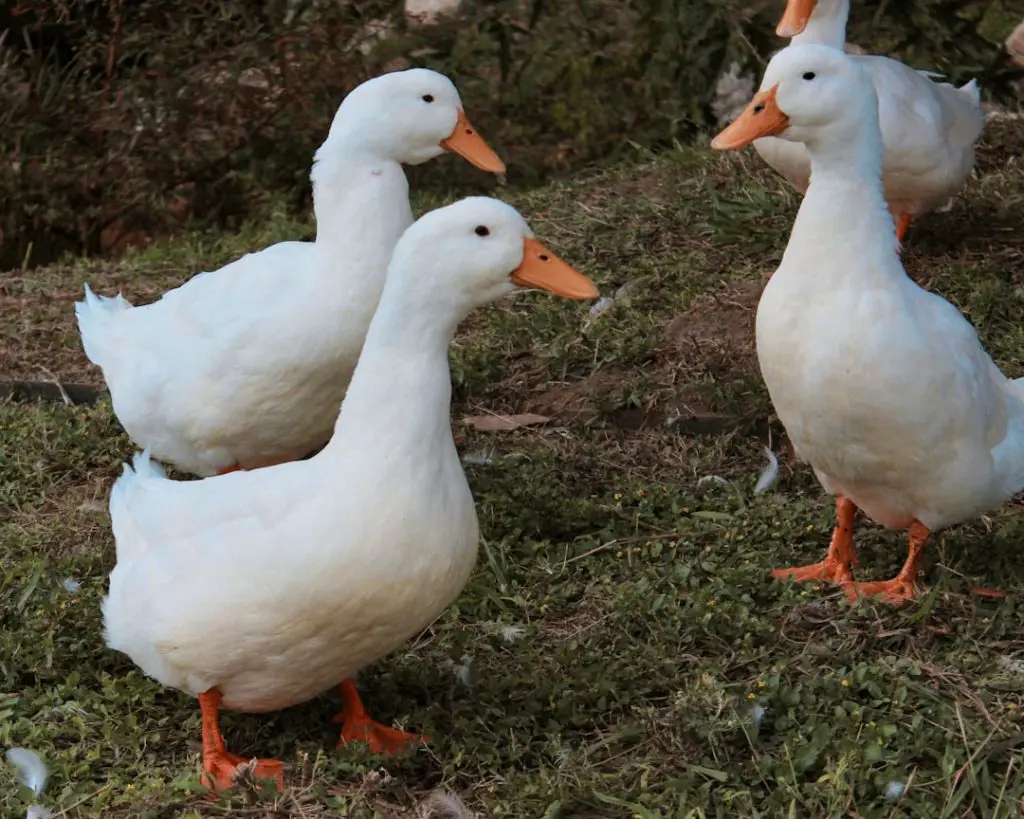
top-left (710, 44), bottom-right (875, 152)
top-left (324, 68), bottom-right (505, 173)
top-left (387, 197), bottom-right (599, 318)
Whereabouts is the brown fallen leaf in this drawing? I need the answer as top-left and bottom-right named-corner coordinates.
top-left (968, 587), bottom-right (1009, 599)
top-left (463, 413), bottom-right (550, 432)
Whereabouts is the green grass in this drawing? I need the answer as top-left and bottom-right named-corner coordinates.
top-left (2, 117), bottom-right (1024, 818)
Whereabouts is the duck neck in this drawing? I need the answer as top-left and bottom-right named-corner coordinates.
top-left (323, 282), bottom-right (462, 456)
top-left (806, 119), bottom-right (884, 190)
top-left (309, 136), bottom-right (413, 252)
top-left (791, 0), bottom-right (848, 51)
top-left (784, 117), bottom-right (900, 278)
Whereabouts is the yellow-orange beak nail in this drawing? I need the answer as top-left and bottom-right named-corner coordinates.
top-left (776, 0), bottom-right (817, 38)
top-left (440, 109), bottom-right (506, 174)
top-left (710, 84), bottom-right (790, 151)
top-left (511, 238), bottom-right (598, 300)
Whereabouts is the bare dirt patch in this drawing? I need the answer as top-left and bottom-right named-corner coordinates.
top-left (658, 279), bottom-right (761, 382)
top-left (526, 367), bottom-right (631, 424)
top-left (520, 280), bottom-right (766, 435)
top-left (609, 169), bottom-right (671, 204)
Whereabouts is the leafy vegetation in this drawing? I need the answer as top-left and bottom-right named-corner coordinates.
top-left (2, 0), bottom-right (1020, 268)
top-left (2, 115), bottom-right (1023, 816)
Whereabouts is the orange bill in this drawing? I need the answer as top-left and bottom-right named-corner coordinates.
top-left (710, 84), bottom-right (790, 151)
top-left (441, 109), bottom-right (506, 174)
top-left (776, 0), bottom-right (817, 38)
top-left (511, 238), bottom-right (599, 300)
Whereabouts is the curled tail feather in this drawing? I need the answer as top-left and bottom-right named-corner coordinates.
top-left (75, 284), bottom-right (133, 370)
top-left (109, 449), bottom-right (166, 563)
top-left (129, 449), bottom-right (167, 480)
top-left (958, 78), bottom-right (981, 105)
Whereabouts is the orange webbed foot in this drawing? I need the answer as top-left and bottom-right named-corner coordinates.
top-left (334, 711), bottom-right (428, 755)
top-left (772, 558), bottom-right (854, 584)
top-left (841, 577), bottom-right (916, 606)
top-left (198, 688), bottom-right (283, 791)
top-left (216, 465), bottom-right (242, 476)
top-left (333, 678), bottom-right (428, 755)
top-left (201, 749), bottom-right (285, 791)
top-left (840, 520), bottom-right (929, 606)
top-left (772, 497), bottom-right (857, 587)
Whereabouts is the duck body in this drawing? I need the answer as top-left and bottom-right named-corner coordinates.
top-left (757, 183), bottom-right (1024, 532)
top-left (102, 237), bottom-right (485, 712)
top-left (103, 352), bottom-right (478, 712)
top-left (753, 0), bottom-right (984, 229)
top-left (712, 44), bottom-right (1022, 601)
top-left (101, 196), bottom-right (598, 787)
top-left (77, 69), bottom-right (504, 477)
top-left (83, 161), bottom-right (411, 477)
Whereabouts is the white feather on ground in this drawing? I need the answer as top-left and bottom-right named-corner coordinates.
top-left (499, 624), bottom-right (525, 643)
top-left (588, 279), bottom-right (643, 320)
top-left (697, 475), bottom-right (729, 488)
top-left (421, 789), bottom-right (477, 819)
top-left (457, 654), bottom-right (473, 686)
top-left (5, 748), bottom-right (48, 795)
top-left (460, 450), bottom-right (494, 466)
top-left (754, 447), bottom-right (780, 494)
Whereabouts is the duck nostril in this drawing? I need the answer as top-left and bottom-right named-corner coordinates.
top-left (753, 103), bottom-right (765, 114)
top-left (539, 254), bottom-right (550, 262)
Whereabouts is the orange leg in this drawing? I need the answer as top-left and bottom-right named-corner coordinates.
top-left (841, 520), bottom-right (929, 606)
top-left (895, 212), bottom-right (912, 243)
top-left (332, 679), bottom-right (427, 754)
top-left (886, 204), bottom-right (912, 247)
top-left (772, 496), bottom-right (858, 584)
top-left (216, 466), bottom-right (241, 476)
top-left (884, 202), bottom-right (917, 250)
top-left (198, 689), bottom-right (284, 791)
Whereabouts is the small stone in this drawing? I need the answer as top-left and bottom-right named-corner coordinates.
top-left (405, 0), bottom-right (461, 26)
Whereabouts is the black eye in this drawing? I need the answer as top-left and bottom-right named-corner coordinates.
top-left (802, 72), bottom-right (816, 80)
top-left (422, 94), bottom-right (434, 103)
top-left (475, 225), bottom-right (490, 237)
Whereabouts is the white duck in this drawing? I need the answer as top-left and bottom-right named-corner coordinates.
top-left (753, 0), bottom-right (984, 243)
top-left (101, 196), bottom-right (598, 789)
top-left (712, 44), bottom-right (1024, 604)
top-left (76, 68), bottom-right (504, 477)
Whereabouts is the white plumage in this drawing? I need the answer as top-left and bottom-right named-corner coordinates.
top-left (77, 69), bottom-right (503, 476)
top-left (716, 44), bottom-right (1024, 602)
top-left (754, 0), bottom-right (984, 230)
top-left (101, 197), bottom-right (596, 786)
